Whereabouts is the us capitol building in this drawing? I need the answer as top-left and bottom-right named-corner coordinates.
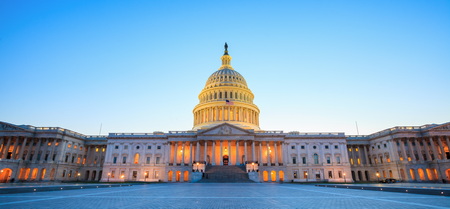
top-left (1, 44), bottom-right (449, 183)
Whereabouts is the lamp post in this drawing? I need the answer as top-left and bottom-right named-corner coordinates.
top-left (306, 172), bottom-right (308, 182)
top-left (77, 173), bottom-right (80, 182)
top-left (107, 173), bottom-right (110, 182)
top-left (343, 173), bottom-right (346, 183)
top-left (251, 162), bottom-right (255, 172)
top-left (376, 172), bottom-right (380, 182)
top-left (144, 172), bottom-right (148, 182)
top-left (121, 175), bottom-right (125, 182)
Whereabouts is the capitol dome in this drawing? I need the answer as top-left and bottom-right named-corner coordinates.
top-left (192, 43), bottom-right (260, 130)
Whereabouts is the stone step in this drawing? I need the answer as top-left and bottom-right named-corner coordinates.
top-left (197, 165), bottom-right (254, 183)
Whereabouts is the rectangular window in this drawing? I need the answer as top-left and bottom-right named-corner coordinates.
top-left (338, 171), bottom-right (342, 178)
top-left (325, 145), bottom-right (329, 149)
top-left (291, 146), bottom-right (295, 149)
top-left (335, 145), bottom-right (338, 149)
top-left (301, 146), bottom-right (305, 149)
top-left (328, 171), bottom-right (333, 178)
top-left (111, 171), bottom-right (115, 178)
top-left (124, 145), bottom-right (128, 150)
top-left (292, 157), bottom-right (296, 164)
top-left (336, 156), bottom-right (341, 164)
top-left (383, 144), bottom-right (387, 148)
top-left (122, 156), bottom-right (127, 164)
top-left (326, 157), bottom-right (331, 164)
top-left (156, 157), bottom-right (161, 164)
top-left (113, 157), bottom-right (117, 164)
top-left (115, 145), bottom-right (119, 149)
top-left (147, 145), bottom-right (152, 149)
top-left (157, 146), bottom-right (161, 150)
top-left (146, 157), bottom-right (151, 164)
top-left (303, 171), bottom-right (308, 179)
top-left (302, 157), bottom-right (306, 164)
top-left (293, 171), bottom-right (298, 179)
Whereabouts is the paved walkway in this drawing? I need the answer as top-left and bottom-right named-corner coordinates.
top-left (0, 183), bottom-right (449, 208)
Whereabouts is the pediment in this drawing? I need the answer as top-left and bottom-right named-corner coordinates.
top-left (198, 123), bottom-right (252, 136)
top-left (0, 121), bottom-right (28, 131)
top-left (428, 122), bottom-right (450, 131)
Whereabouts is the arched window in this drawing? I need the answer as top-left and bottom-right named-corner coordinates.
top-left (134, 153), bottom-right (140, 164)
top-left (313, 154), bottom-right (319, 164)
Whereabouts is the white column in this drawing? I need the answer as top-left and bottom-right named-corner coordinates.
top-left (414, 138), bottom-right (424, 161)
top-left (203, 141), bottom-right (207, 163)
top-left (363, 145), bottom-right (369, 164)
top-left (1, 137), bottom-right (11, 159)
top-left (228, 140), bottom-right (232, 165)
top-left (296, 143), bottom-right (300, 165)
top-left (407, 138), bottom-right (415, 162)
top-left (259, 142), bottom-right (263, 166)
top-left (220, 141), bottom-right (223, 165)
top-left (429, 137), bottom-right (439, 160)
top-left (274, 142), bottom-right (279, 166)
top-left (196, 141), bottom-right (200, 162)
top-left (251, 141), bottom-right (255, 162)
top-left (399, 138), bottom-right (407, 161)
top-left (181, 142), bottom-right (185, 165)
top-left (17, 137), bottom-right (28, 161)
top-left (266, 142), bottom-right (271, 165)
top-left (437, 136), bottom-right (446, 160)
top-left (32, 138), bottom-right (42, 162)
top-left (423, 138), bottom-right (432, 161)
top-left (244, 141), bottom-right (248, 163)
top-left (11, 137), bottom-right (20, 160)
top-left (174, 142), bottom-right (178, 165)
top-left (236, 141), bottom-right (240, 165)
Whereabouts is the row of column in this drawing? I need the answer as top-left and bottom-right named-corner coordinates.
top-left (168, 140), bottom-right (283, 166)
top-left (199, 91), bottom-right (252, 104)
top-left (348, 145), bottom-right (370, 166)
top-left (194, 106), bottom-right (259, 126)
top-left (0, 136), bottom-right (64, 163)
top-left (396, 136), bottom-right (450, 162)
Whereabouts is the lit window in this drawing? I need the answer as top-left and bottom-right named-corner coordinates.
top-left (68, 144), bottom-right (72, 148)
top-left (355, 148), bottom-right (359, 152)
top-left (96, 148), bottom-right (99, 152)
top-left (102, 148), bottom-right (105, 152)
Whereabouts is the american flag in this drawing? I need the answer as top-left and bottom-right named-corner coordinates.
top-left (226, 100), bottom-right (234, 105)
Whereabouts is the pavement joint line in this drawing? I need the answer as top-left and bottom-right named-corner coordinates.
top-left (280, 185), bottom-right (449, 209)
top-left (0, 185), bottom-right (165, 206)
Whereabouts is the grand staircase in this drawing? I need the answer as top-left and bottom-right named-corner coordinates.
top-left (197, 165), bottom-right (254, 183)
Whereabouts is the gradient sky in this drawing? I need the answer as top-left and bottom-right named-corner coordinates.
top-left (1, 0), bottom-right (449, 135)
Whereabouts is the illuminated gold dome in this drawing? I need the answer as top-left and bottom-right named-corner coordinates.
top-left (193, 43), bottom-right (260, 130)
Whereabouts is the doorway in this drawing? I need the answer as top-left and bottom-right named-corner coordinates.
top-left (223, 155), bottom-right (229, 165)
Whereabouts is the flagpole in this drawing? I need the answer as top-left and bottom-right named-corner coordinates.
top-left (355, 121), bottom-right (359, 135)
top-left (99, 123), bottom-right (102, 135)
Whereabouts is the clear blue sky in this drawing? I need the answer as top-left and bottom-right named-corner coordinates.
top-left (1, 0), bottom-right (449, 135)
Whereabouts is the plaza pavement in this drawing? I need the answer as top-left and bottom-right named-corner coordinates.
top-left (0, 183), bottom-right (449, 208)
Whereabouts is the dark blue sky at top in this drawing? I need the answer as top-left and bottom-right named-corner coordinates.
top-left (1, 0), bottom-right (449, 135)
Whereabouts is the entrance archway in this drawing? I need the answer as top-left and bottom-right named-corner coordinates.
top-left (270, 171), bottom-right (276, 182)
top-left (279, 171), bottom-right (284, 182)
top-left (183, 171), bottom-right (189, 182)
top-left (223, 155), bottom-right (229, 165)
top-left (0, 168), bottom-right (12, 183)
top-left (176, 171), bottom-right (181, 182)
top-left (263, 171), bottom-right (268, 182)
top-left (168, 171), bottom-right (173, 182)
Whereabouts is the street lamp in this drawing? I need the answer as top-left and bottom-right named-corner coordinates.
top-left (376, 172), bottom-right (380, 182)
top-left (306, 172), bottom-right (308, 182)
top-left (77, 173), bottom-right (80, 182)
top-left (343, 173), bottom-right (346, 183)
top-left (144, 172), bottom-right (148, 182)
top-left (251, 162), bottom-right (255, 172)
top-left (107, 173), bottom-right (110, 182)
